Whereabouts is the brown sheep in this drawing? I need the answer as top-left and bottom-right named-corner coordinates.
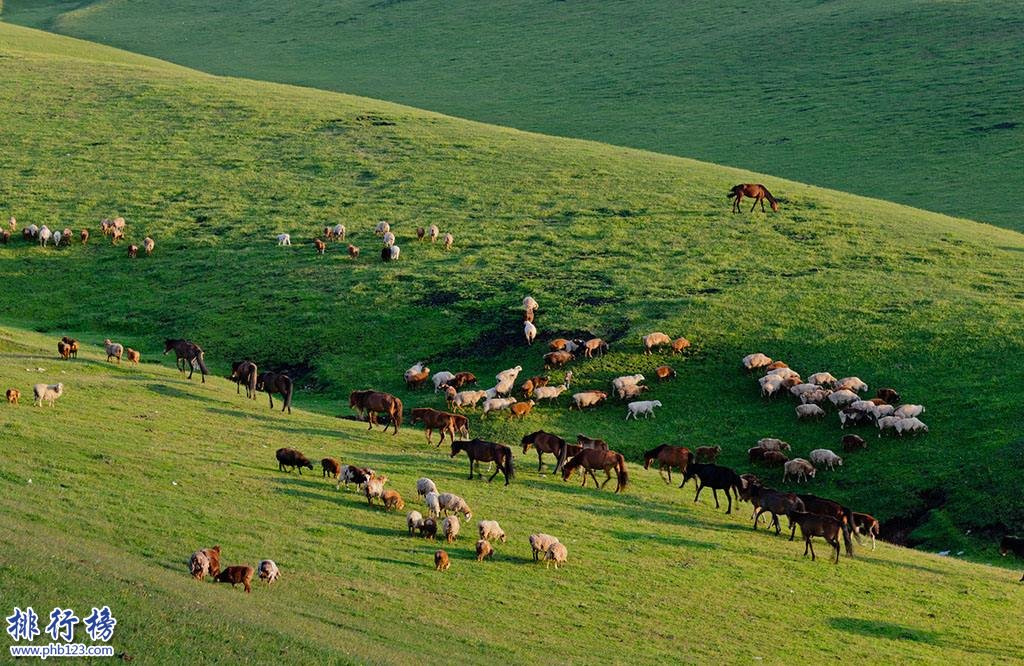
top-left (434, 549), bottom-right (450, 571)
top-left (748, 446), bottom-right (767, 463)
top-left (476, 539), bottom-right (494, 562)
top-left (313, 238), bottom-right (326, 255)
top-left (419, 518), bottom-right (438, 540)
top-left (6, 388), bottom-right (20, 405)
top-left (764, 361), bottom-right (788, 371)
top-left (128, 244), bottom-right (138, 258)
top-left (80, 229), bottom-right (89, 244)
top-left (382, 489), bottom-right (405, 511)
top-left (762, 451), bottom-right (789, 467)
top-left (671, 337), bottom-right (691, 354)
top-left (125, 348), bottom-right (140, 366)
top-left (215, 565), bottom-right (254, 593)
top-left (548, 338), bottom-right (570, 352)
top-left (654, 365), bottom-right (676, 381)
top-left (841, 434), bottom-right (867, 452)
top-left (876, 388), bottom-right (901, 404)
top-left (276, 447), bottom-right (314, 474)
top-left (509, 400), bottom-right (535, 419)
top-left (321, 457), bottom-right (342, 479)
top-left (695, 445), bottom-right (721, 463)
top-left (143, 237), bottom-right (154, 255)
top-left (0, 230), bottom-right (9, 245)
top-left (520, 375), bottom-right (549, 396)
top-left (642, 332), bottom-right (671, 354)
top-left (582, 338), bottom-right (608, 358)
top-left (58, 340), bottom-right (71, 360)
top-left (543, 351), bottom-right (574, 369)
top-left (417, 226), bottom-right (425, 240)
top-left (523, 308), bottom-right (534, 323)
top-left (347, 244), bottom-right (359, 259)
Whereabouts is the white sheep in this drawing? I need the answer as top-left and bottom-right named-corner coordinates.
top-left (442, 515), bottom-right (460, 543)
top-left (783, 458), bottom-right (816, 483)
top-left (529, 533), bottom-right (560, 561)
top-left (477, 520), bottom-right (506, 543)
top-left (849, 400), bottom-right (876, 413)
top-left (452, 390), bottom-right (487, 411)
top-left (389, 245), bottom-right (400, 261)
top-left (443, 233), bottom-right (453, 250)
top-left (626, 400), bottom-right (662, 420)
top-left (742, 353), bottom-right (773, 371)
top-left (757, 438), bottom-right (791, 452)
top-left (38, 225), bottom-right (52, 246)
top-left (876, 415), bottom-right (900, 436)
top-left (276, 233), bottom-right (291, 246)
top-left (333, 223), bottom-right (345, 239)
top-left (407, 511), bottom-right (424, 535)
top-left (522, 296), bottom-right (538, 312)
top-left (428, 224), bottom-right (439, 242)
top-left (571, 391), bottom-right (607, 410)
top-left (524, 321), bottom-right (537, 345)
top-left (104, 339), bottom-right (124, 363)
top-left (532, 384), bottom-right (568, 403)
top-left (257, 559), bottom-right (280, 584)
top-left (425, 491), bottom-right (441, 518)
top-left (872, 404), bottom-right (895, 419)
top-left (545, 542), bottom-right (568, 569)
top-left (437, 493), bottom-right (472, 520)
top-left (404, 361), bottom-right (426, 381)
top-left (894, 404), bottom-right (925, 419)
top-left (800, 388), bottom-right (832, 405)
top-left (52, 230), bottom-right (62, 247)
top-left (789, 383), bottom-right (820, 397)
top-left (837, 377), bottom-right (868, 393)
top-left (766, 367), bottom-right (799, 380)
top-left (828, 389), bottom-right (859, 408)
top-left (894, 417), bottom-right (928, 436)
top-left (807, 372), bottom-right (838, 387)
top-left (416, 477), bottom-right (437, 498)
top-left (496, 365), bottom-right (523, 383)
top-left (494, 376), bottom-right (516, 396)
top-left (642, 332), bottom-right (671, 354)
top-left (760, 375), bottom-right (785, 398)
top-left (611, 374), bottom-right (645, 392)
top-left (364, 476), bottom-right (388, 506)
top-left (32, 382), bottom-right (64, 407)
top-left (809, 449), bottom-right (843, 470)
top-left (617, 383), bottom-right (649, 400)
top-left (382, 231), bottom-right (396, 247)
top-left (432, 371), bottom-right (455, 392)
top-left (795, 404), bottom-right (826, 420)
top-left (482, 397), bottom-right (517, 417)
top-left (374, 221), bottom-right (390, 235)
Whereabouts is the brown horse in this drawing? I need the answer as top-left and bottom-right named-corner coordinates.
top-left (748, 485), bottom-right (805, 535)
top-left (521, 430), bottom-right (579, 473)
top-left (350, 390), bottom-right (403, 435)
top-left (451, 439), bottom-right (514, 485)
top-left (256, 372), bottom-right (293, 414)
top-left (786, 510), bottom-right (843, 564)
top-left (643, 444), bottom-right (693, 484)
top-left (410, 407), bottom-right (457, 446)
top-left (229, 360), bottom-right (258, 399)
top-left (561, 449), bottom-right (628, 492)
top-left (163, 338), bottom-right (209, 382)
top-left (728, 183), bottom-right (779, 213)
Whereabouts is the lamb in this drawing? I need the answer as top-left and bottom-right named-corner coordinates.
top-left (321, 457), bottom-right (342, 479)
top-left (671, 337), bottom-right (691, 354)
top-left (215, 566), bottom-right (255, 593)
top-left (625, 400), bottom-right (662, 420)
top-left (443, 233), bottom-right (453, 250)
top-left (433, 371), bottom-right (456, 392)
top-left (522, 296), bottom-right (539, 312)
top-left (347, 244), bottom-right (359, 259)
top-left (364, 475), bottom-right (389, 506)
top-left (257, 559), bottom-right (280, 585)
top-left (128, 244), bottom-right (139, 258)
top-left (783, 458), bottom-right (816, 483)
top-left (611, 374), bottom-right (645, 392)
top-left (476, 539), bottom-right (494, 561)
top-left (482, 397), bottom-right (517, 417)
top-left (524, 321), bottom-right (537, 345)
top-left (642, 332), bottom-right (671, 354)
top-left (374, 221), bottom-right (390, 235)
top-left (478, 520), bottom-right (506, 543)
top-left (32, 383), bottom-right (64, 407)
top-left (442, 516), bottom-right (461, 543)
top-left (617, 383), bottom-right (650, 400)
top-left (839, 408), bottom-right (872, 429)
top-left (695, 445), bottom-right (721, 463)
top-left (520, 375), bottom-right (549, 396)
top-left (529, 533), bottom-right (560, 561)
top-left (796, 404), bottom-right (826, 420)
top-left (189, 545), bottom-right (221, 580)
top-left (836, 377), bottom-right (868, 393)
top-left (276, 447), bottom-right (314, 474)
top-left (277, 233), bottom-right (291, 246)
top-left (452, 390), bottom-right (487, 411)
top-left (434, 549), bottom-right (450, 571)
top-left (828, 389), bottom-right (859, 408)
top-left (757, 438), bottom-right (791, 452)
top-left (389, 245), bottom-right (401, 261)
top-left (545, 542), bottom-right (568, 569)
top-left (437, 493), bottom-right (472, 520)
top-left (532, 384), bottom-right (568, 403)
top-left (125, 348), bottom-right (141, 366)
top-left (742, 353), bottom-right (773, 372)
top-left (655, 365), bottom-right (676, 381)
top-left (382, 231), bottom-right (395, 247)
top-left (509, 400), bottom-right (536, 419)
top-left (416, 477), bottom-right (437, 498)
top-left (407, 510), bottom-right (424, 535)
top-left (425, 491), bottom-right (441, 518)
top-left (313, 238), bottom-right (326, 255)
top-left (570, 391), bottom-right (607, 410)
top-left (428, 224), bottom-right (439, 242)
top-left (807, 372), bottom-right (838, 387)
top-left (6, 388), bottom-right (20, 405)
top-left (382, 489), bottom-right (405, 511)
top-left (894, 417), bottom-right (928, 436)
top-left (894, 404), bottom-right (925, 419)
top-left (809, 449), bottom-right (843, 470)
top-left (143, 237), bottom-right (155, 255)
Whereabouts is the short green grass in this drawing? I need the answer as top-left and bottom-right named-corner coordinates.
top-left (0, 21), bottom-right (1023, 558)
top-left (2, 325), bottom-right (1023, 663)
top-left (3, 0), bottom-right (1022, 228)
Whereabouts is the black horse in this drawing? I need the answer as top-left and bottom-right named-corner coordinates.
top-left (229, 360), bottom-right (258, 399)
top-left (451, 439), bottom-right (514, 485)
top-left (257, 372), bottom-right (293, 414)
top-left (681, 463), bottom-right (745, 514)
top-left (163, 338), bottom-right (209, 382)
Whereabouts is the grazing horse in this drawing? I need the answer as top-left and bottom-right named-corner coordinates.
top-left (682, 463), bottom-right (745, 514)
top-left (561, 449), bottom-right (628, 493)
top-left (229, 360), bottom-right (258, 399)
top-left (410, 408), bottom-right (458, 447)
top-left (643, 444), bottom-right (693, 484)
top-left (163, 338), bottom-right (209, 382)
top-left (747, 484), bottom-right (805, 535)
top-left (349, 390), bottom-right (403, 435)
top-left (521, 430), bottom-right (579, 473)
top-left (794, 494), bottom-right (855, 557)
top-left (451, 439), bottom-right (514, 485)
top-left (728, 183), bottom-right (779, 213)
top-left (787, 511), bottom-right (843, 564)
top-left (256, 372), bottom-right (293, 414)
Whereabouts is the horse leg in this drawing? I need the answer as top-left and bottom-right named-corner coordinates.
top-left (753, 508), bottom-right (764, 530)
top-left (268, 393), bottom-right (274, 410)
top-left (809, 538), bottom-right (816, 561)
top-left (488, 460), bottom-right (500, 483)
top-left (537, 453), bottom-right (544, 472)
top-left (831, 537), bottom-right (840, 564)
top-left (725, 491), bottom-right (733, 514)
top-left (600, 467), bottom-right (612, 488)
top-left (694, 484), bottom-right (703, 503)
top-left (712, 488), bottom-right (720, 508)
top-left (468, 457), bottom-right (475, 480)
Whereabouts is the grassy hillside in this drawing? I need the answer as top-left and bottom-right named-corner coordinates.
top-left (1, 21), bottom-right (1024, 559)
top-left (2, 325), bottom-right (1023, 663)
top-left (3, 0), bottom-right (1022, 229)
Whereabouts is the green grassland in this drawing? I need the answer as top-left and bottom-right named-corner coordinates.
top-left (2, 326), bottom-right (1024, 663)
top-left (1, 21), bottom-right (1024, 557)
top-left (3, 0), bottom-right (1022, 229)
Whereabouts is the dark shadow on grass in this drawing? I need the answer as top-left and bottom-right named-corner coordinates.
top-left (610, 530), bottom-right (716, 550)
top-left (345, 523), bottom-right (404, 538)
top-left (206, 406), bottom-right (283, 423)
top-left (147, 383), bottom-right (214, 401)
top-left (828, 617), bottom-right (939, 644)
top-left (366, 556), bottom-right (423, 569)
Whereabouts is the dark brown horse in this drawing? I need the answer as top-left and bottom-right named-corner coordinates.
top-left (728, 183), bottom-right (779, 213)
top-left (410, 407), bottom-right (457, 446)
top-left (747, 485), bottom-right (805, 535)
top-left (257, 372), bottom-right (293, 414)
top-left (787, 510), bottom-right (843, 564)
top-left (349, 390), bottom-right (403, 435)
top-left (794, 494), bottom-right (855, 557)
top-left (229, 360), bottom-right (258, 399)
top-left (643, 444), bottom-right (693, 484)
top-left (451, 439), bottom-right (514, 485)
top-left (163, 338), bottom-right (209, 382)
top-left (521, 430), bottom-right (579, 473)
top-left (681, 463), bottom-right (745, 514)
top-left (561, 449), bottom-right (628, 492)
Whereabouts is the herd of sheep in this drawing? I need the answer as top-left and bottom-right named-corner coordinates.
top-left (276, 219), bottom-right (454, 262)
top-left (2, 215), bottom-right (154, 258)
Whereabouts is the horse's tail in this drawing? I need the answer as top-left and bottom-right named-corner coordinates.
top-left (616, 453), bottom-right (629, 490)
top-left (503, 447), bottom-right (515, 481)
top-left (392, 397), bottom-right (403, 432)
top-left (196, 352), bottom-right (209, 376)
top-left (283, 377), bottom-right (294, 412)
top-left (247, 369), bottom-right (257, 397)
top-left (554, 442), bottom-right (569, 472)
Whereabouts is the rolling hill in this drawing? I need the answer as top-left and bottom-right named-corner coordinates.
top-left (3, 0), bottom-right (1023, 228)
top-left (1, 18), bottom-right (1023, 561)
